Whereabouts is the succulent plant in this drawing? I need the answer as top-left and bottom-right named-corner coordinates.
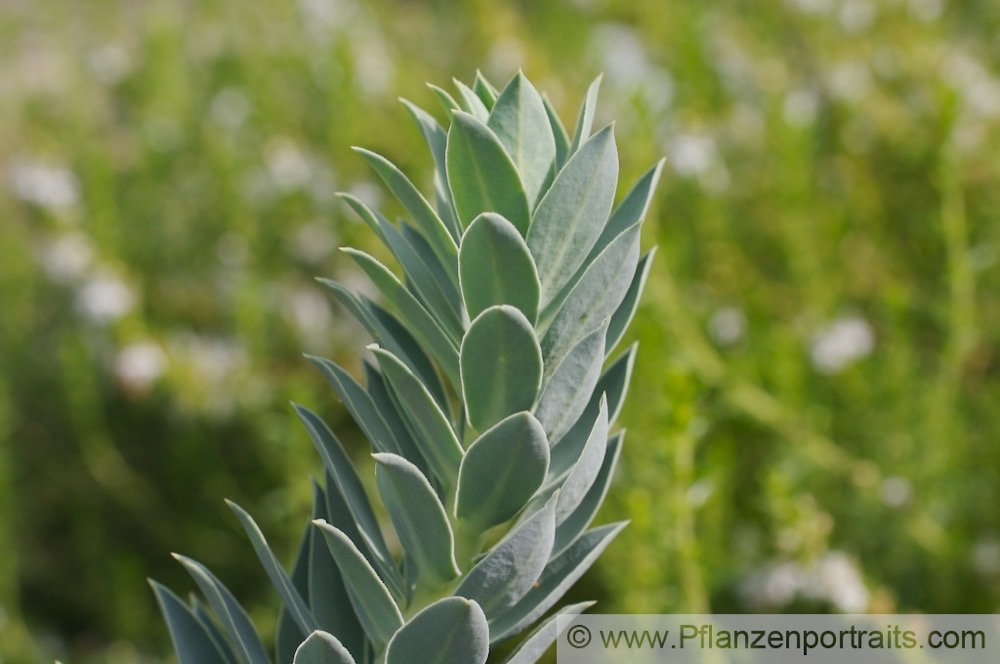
top-left (151, 70), bottom-right (662, 664)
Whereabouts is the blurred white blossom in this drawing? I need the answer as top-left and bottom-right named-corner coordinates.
top-left (838, 0), bottom-right (876, 35)
top-left (741, 552), bottom-right (869, 612)
top-left (708, 306), bottom-right (747, 347)
top-left (810, 315), bottom-right (875, 374)
top-left (787, 0), bottom-right (835, 15)
top-left (879, 475), bottom-right (912, 508)
top-left (827, 61), bottom-right (871, 103)
top-left (210, 88), bottom-right (252, 130)
top-left (971, 539), bottom-right (1000, 577)
top-left (37, 232), bottom-right (93, 283)
top-left (266, 139), bottom-right (313, 192)
top-left (114, 342), bottom-right (166, 392)
top-left (8, 160), bottom-right (80, 210)
top-left (76, 270), bottom-right (135, 324)
top-left (909, 0), bottom-right (944, 22)
top-left (783, 88), bottom-right (821, 128)
top-left (86, 44), bottom-right (132, 86)
top-left (290, 221), bottom-right (337, 265)
top-left (590, 24), bottom-right (674, 114)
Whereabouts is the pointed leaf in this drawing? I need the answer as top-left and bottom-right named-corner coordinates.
top-left (292, 404), bottom-right (404, 598)
top-left (385, 597), bottom-right (489, 664)
top-left (527, 125), bottom-right (618, 306)
top-left (606, 249), bottom-right (655, 355)
top-left (542, 95), bottom-right (570, 169)
top-left (353, 147), bottom-right (459, 283)
top-left (446, 111), bottom-right (531, 234)
top-left (489, 522), bottom-right (627, 642)
top-left (455, 412), bottom-right (549, 529)
top-left (595, 159), bottom-right (664, 260)
top-left (487, 72), bottom-right (557, 206)
top-left (540, 221), bottom-right (640, 372)
top-left (501, 601), bottom-right (595, 664)
top-left (400, 99), bottom-right (462, 240)
top-left (374, 453), bottom-right (460, 585)
top-left (363, 361), bottom-right (429, 473)
top-left (293, 631), bottom-right (357, 664)
top-left (454, 79), bottom-right (491, 122)
top-left (276, 507), bottom-right (312, 664)
top-left (568, 75), bottom-right (602, 156)
top-left (428, 83), bottom-right (460, 117)
top-left (552, 432), bottom-right (623, 559)
top-left (459, 213), bottom-right (540, 322)
top-left (172, 555), bottom-right (271, 664)
top-left (227, 501), bottom-right (318, 636)
top-left (371, 346), bottom-right (463, 487)
top-left (191, 599), bottom-right (240, 664)
top-left (535, 322), bottom-right (607, 443)
top-left (313, 520), bottom-right (404, 649)
top-left (555, 396), bottom-right (608, 523)
top-left (342, 248), bottom-right (461, 387)
top-left (339, 194), bottom-right (463, 339)
top-left (461, 305), bottom-right (543, 432)
top-left (455, 493), bottom-right (556, 617)
top-left (150, 581), bottom-right (233, 664)
top-left (473, 70), bottom-right (499, 109)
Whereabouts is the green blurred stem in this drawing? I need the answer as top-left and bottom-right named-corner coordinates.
top-left (672, 429), bottom-right (708, 614)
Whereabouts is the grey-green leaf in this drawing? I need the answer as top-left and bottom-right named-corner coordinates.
top-left (371, 346), bottom-right (463, 487)
top-left (150, 580), bottom-right (233, 664)
top-left (555, 396), bottom-right (608, 523)
top-left (454, 79), bottom-right (491, 122)
top-left (540, 221), bottom-right (640, 372)
top-left (552, 432), bottom-right (623, 559)
top-left (428, 83), bottom-right (460, 117)
top-left (374, 453), bottom-right (460, 585)
top-left (385, 597), bottom-right (489, 664)
top-left (353, 147), bottom-right (459, 283)
top-left (399, 99), bottom-right (462, 240)
top-left (542, 95), bottom-right (570, 169)
top-left (312, 520), bottom-right (404, 649)
top-left (172, 554), bottom-right (271, 664)
top-left (446, 111), bottom-right (531, 234)
top-left (568, 75), bottom-right (602, 156)
top-left (487, 71), bottom-right (557, 207)
top-left (461, 305), bottom-right (543, 432)
top-left (594, 158), bottom-right (664, 260)
top-left (606, 249), bottom-right (655, 355)
top-left (342, 248), bottom-right (461, 388)
top-left (455, 492), bottom-right (556, 617)
top-left (473, 70), bottom-right (499, 109)
top-left (501, 601), bottom-right (595, 664)
top-left (227, 501), bottom-right (318, 636)
top-left (488, 522), bottom-right (627, 643)
top-left (455, 411), bottom-right (549, 529)
top-left (527, 125), bottom-right (618, 306)
top-left (459, 213), bottom-right (540, 322)
top-left (292, 404), bottom-right (404, 599)
top-left (535, 321), bottom-right (607, 443)
top-left (293, 631), bottom-right (357, 664)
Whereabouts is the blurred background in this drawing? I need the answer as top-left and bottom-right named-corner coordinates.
top-left (1, 0), bottom-right (999, 661)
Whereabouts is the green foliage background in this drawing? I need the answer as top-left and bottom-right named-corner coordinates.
top-left (1, 0), bottom-right (998, 661)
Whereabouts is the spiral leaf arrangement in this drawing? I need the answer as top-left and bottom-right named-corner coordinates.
top-left (151, 70), bottom-right (662, 664)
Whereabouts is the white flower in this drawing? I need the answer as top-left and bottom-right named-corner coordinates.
top-left (909, 0), bottom-right (944, 22)
top-left (266, 139), bottom-right (313, 192)
top-left (783, 88), bottom-right (820, 128)
top-left (8, 160), bottom-right (80, 210)
top-left (76, 270), bottom-right (135, 324)
top-left (667, 133), bottom-right (716, 177)
top-left (741, 552), bottom-right (869, 612)
top-left (708, 306), bottom-right (747, 346)
top-left (879, 476), bottom-right (912, 508)
top-left (114, 342), bottom-right (166, 391)
top-left (210, 88), bottom-right (252, 130)
top-left (290, 221), bottom-right (336, 265)
top-left (838, 0), bottom-right (876, 35)
top-left (810, 315), bottom-right (875, 374)
top-left (37, 232), bottom-right (93, 283)
top-left (86, 44), bottom-right (131, 86)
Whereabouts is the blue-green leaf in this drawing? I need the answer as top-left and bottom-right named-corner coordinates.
top-left (568, 75), bottom-right (602, 156)
top-left (172, 554), bottom-right (271, 664)
top-left (552, 432), bottom-right (623, 559)
top-left (473, 70), bottom-right (500, 109)
top-left (455, 493), bottom-right (556, 617)
top-left (293, 404), bottom-right (404, 599)
top-left (554, 396), bottom-right (608, 524)
top-left (353, 147), bottom-right (459, 283)
top-left (535, 322), bottom-right (607, 443)
top-left (339, 194), bottom-right (463, 339)
top-left (276, 507), bottom-right (311, 664)
top-left (385, 597), bottom-right (489, 664)
top-left (455, 411), bottom-right (549, 529)
top-left (191, 599), bottom-right (240, 664)
top-left (459, 213), bottom-right (540, 323)
top-left (501, 601), bottom-right (595, 664)
top-left (312, 520), bottom-right (404, 650)
top-left (542, 95), bottom-right (570, 170)
top-left (400, 99), bottom-right (462, 240)
top-left (293, 631), bottom-right (356, 664)
top-left (446, 111), bottom-right (531, 234)
top-left (461, 305), bottom-right (543, 432)
top-left (428, 83), bottom-right (460, 117)
top-left (540, 221), bottom-right (640, 372)
top-left (453, 79), bottom-right (491, 122)
top-left (150, 580), bottom-right (233, 664)
top-left (488, 522), bottom-right (627, 643)
top-left (227, 501), bottom-right (318, 636)
top-left (487, 71), bottom-right (557, 207)
top-left (342, 248), bottom-right (461, 388)
top-left (527, 125), bottom-right (618, 307)
top-left (374, 453), bottom-right (460, 585)
top-left (607, 249), bottom-right (655, 355)
top-left (371, 346), bottom-right (463, 487)
top-left (363, 361), bottom-right (429, 474)
top-left (594, 159), bottom-right (664, 260)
